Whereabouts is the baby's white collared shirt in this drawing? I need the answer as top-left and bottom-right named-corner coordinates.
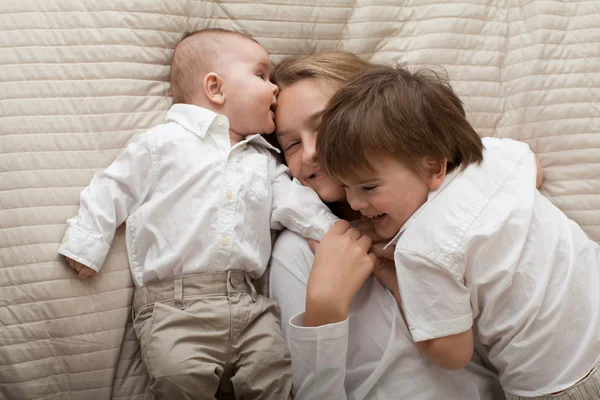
top-left (58, 104), bottom-right (338, 287)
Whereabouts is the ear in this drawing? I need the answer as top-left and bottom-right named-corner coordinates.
top-left (203, 72), bottom-right (225, 105)
top-left (422, 157), bottom-right (447, 190)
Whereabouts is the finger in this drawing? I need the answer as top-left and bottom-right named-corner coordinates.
top-left (66, 258), bottom-right (75, 269)
top-left (344, 227), bottom-right (362, 241)
top-left (365, 252), bottom-right (378, 272)
top-left (79, 267), bottom-right (96, 279)
top-left (74, 262), bottom-right (82, 272)
top-left (327, 220), bottom-right (351, 236)
top-left (356, 234), bottom-right (373, 251)
top-left (308, 238), bottom-right (319, 252)
top-left (371, 242), bottom-right (395, 261)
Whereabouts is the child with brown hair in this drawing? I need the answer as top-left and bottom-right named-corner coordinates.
top-left (58, 28), bottom-right (340, 399)
top-left (316, 63), bottom-right (600, 400)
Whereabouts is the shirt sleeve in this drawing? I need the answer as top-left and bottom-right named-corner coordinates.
top-left (269, 233), bottom-right (348, 400)
top-left (269, 157), bottom-right (339, 240)
top-left (394, 249), bottom-right (473, 342)
top-left (57, 133), bottom-right (156, 272)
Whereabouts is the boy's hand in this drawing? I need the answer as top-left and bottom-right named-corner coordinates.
top-left (64, 256), bottom-right (97, 279)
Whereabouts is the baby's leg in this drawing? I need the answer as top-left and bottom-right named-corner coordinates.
top-left (132, 280), bottom-right (232, 400)
top-left (228, 285), bottom-right (292, 400)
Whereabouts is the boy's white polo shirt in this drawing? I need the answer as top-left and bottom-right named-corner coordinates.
top-left (387, 137), bottom-right (600, 396)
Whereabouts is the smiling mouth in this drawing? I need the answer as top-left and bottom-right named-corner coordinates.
top-left (366, 213), bottom-right (386, 220)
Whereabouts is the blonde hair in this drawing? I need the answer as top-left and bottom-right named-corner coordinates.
top-left (273, 51), bottom-right (371, 91)
top-left (317, 64), bottom-right (484, 181)
top-left (170, 28), bottom-right (256, 104)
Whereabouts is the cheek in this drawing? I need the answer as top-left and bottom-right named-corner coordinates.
top-left (284, 153), bottom-right (302, 179)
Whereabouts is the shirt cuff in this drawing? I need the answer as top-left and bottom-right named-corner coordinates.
top-left (57, 222), bottom-right (110, 273)
top-left (307, 214), bottom-right (340, 241)
top-left (289, 312), bottom-right (349, 339)
top-left (409, 312), bottom-right (473, 342)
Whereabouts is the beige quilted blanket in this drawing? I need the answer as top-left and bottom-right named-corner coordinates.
top-left (1, 1), bottom-right (599, 399)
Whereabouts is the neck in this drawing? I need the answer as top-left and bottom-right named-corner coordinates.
top-left (328, 202), bottom-right (361, 221)
top-left (229, 129), bottom-right (246, 145)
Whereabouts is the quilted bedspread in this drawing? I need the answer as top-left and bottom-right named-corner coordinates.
top-left (1, 1), bottom-right (599, 399)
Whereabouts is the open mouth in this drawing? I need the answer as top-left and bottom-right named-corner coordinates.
top-left (366, 213), bottom-right (386, 221)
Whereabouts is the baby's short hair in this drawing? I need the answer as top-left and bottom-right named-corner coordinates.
top-left (170, 28), bottom-right (256, 104)
top-left (317, 64), bottom-right (484, 181)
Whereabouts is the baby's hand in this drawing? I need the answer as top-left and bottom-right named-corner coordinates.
top-left (64, 256), bottom-right (97, 279)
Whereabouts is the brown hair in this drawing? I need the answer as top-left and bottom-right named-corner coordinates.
top-left (272, 51), bottom-right (371, 91)
top-left (317, 64), bottom-right (483, 181)
top-left (170, 28), bottom-right (256, 104)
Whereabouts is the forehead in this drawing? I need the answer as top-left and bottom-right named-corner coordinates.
top-left (275, 79), bottom-right (338, 129)
top-left (224, 36), bottom-right (270, 64)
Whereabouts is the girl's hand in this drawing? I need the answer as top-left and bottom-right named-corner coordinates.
top-left (305, 220), bottom-right (376, 326)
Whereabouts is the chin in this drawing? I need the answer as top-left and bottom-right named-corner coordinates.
top-left (374, 222), bottom-right (400, 241)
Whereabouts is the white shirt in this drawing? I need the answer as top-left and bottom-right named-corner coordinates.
top-left (269, 229), bottom-right (505, 400)
top-left (388, 137), bottom-right (600, 396)
top-left (58, 104), bottom-right (338, 287)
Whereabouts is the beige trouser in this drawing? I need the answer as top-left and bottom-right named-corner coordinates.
top-left (505, 362), bottom-right (600, 400)
top-left (132, 271), bottom-right (292, 400)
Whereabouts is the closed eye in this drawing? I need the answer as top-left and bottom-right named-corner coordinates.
top-left (361, 186), bottom-right (377, 192)
top-left (284, 142), bottom-right (300, 152)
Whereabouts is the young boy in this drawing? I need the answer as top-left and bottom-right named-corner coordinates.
top-left (316, 64), bottom-right (600, 399)
top-left (58, 29), bottom-right (338, 400)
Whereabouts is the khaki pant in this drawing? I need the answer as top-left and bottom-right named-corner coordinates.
top-left (506, 362), bottom-right (600, 400)
top-left (132, 271), bottom-right (292, 400)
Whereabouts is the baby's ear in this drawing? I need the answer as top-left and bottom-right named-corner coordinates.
top-left (422, 157), bottom-right (447, 190)
top-left (203, 72), bottom-right (225, 105)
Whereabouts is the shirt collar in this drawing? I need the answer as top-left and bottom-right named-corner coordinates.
top-left (165, 103), bottom-right (280, 153)
top-left (165, 103), bottom-right (220, 139)
top-left (383, 166), bottom-right (462, 249)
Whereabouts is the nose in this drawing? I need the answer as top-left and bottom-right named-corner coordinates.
top-left (346, 189), bottom-right (368, 211)
top-left (272, 82), bottom-right (279, 96)
top-left (301, 131), bottom-right (317, 164)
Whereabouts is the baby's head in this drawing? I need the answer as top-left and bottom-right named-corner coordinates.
top-left (317, 64), bottom-right (484, 239)
top-left (170, 28), bottom-right (279, 136)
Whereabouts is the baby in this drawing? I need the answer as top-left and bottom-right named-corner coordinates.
top-left (316, 64), bottom-right (600, 400)
top-left (58, 28), bottom-right (338, 400)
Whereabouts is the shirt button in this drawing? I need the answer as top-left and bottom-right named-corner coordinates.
top-left (226, 190), bottom-right (233, 200)
top-left (220, 235), bottom-right (229, 246)
top-left (216, 117), bottom-right (225, 126)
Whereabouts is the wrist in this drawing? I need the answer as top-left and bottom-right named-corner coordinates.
top-left (304, 293), bottom-right (349, 327)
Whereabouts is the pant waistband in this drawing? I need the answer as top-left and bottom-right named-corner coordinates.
top-left (132, 270), bottom-right (254, 311)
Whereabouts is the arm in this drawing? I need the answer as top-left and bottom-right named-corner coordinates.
top-left (414, 329), bottom-right (474, 370)
top-left (269, 223), bottom-right (376, 399)
top-left (269, 157), bottom-right (339, 240)
top-left (393, 250), bottom-right (474, 371)
top-left (58, 133), bottom-right (155, 273)
top-left (269, 231), bottom-right (351, 400)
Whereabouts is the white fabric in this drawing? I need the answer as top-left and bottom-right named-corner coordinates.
top-left (269, 229), bottom-right (505, 400)
top-left (58, 104), bottom-right (337, 286)
top-left (388, 137), bottom-right (600, 396)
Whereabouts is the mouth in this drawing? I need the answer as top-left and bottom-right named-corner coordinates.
top-left (364, 213), bottom-right (387, 223)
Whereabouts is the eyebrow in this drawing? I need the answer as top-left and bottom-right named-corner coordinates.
top-left (257, 60), bottom-right (271, 71)
top-left (309, 110), bottom-right (324, 124)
